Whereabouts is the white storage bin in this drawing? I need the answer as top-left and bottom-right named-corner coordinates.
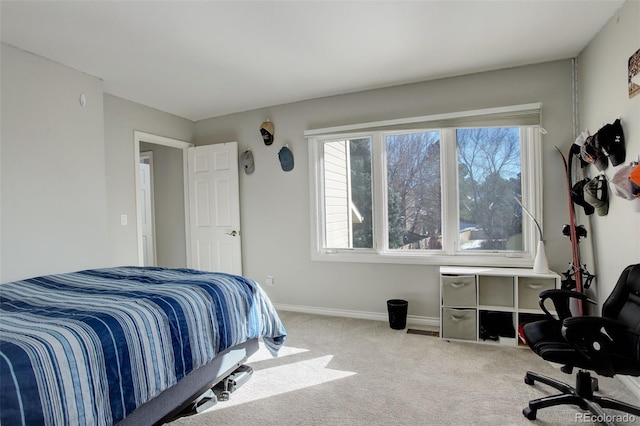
top-left (518, 277), bottom-right (556, 310)
top-left (478, 275), bottom-right (514, 307)
top-left (441, 275), bottom-right (476, 307)
top-left (441, 308), bottom-right (476, 341)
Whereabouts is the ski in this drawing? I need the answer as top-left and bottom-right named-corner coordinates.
top-left (556, 146), bottom-right (584, 315)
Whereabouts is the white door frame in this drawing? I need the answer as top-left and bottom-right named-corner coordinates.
top-left (133, 131), bottom-right (193, 267)
top-left (139, 151), bottom-right (157, 266)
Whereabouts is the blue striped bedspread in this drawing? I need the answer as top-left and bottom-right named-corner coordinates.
top-left (0, 266), bottom-right (286, 425)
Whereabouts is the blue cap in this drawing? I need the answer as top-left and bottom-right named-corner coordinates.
top-left (278, 146), bottom-right (294, 172)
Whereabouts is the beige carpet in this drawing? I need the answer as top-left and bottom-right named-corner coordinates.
top-left (169, 311), bottom-right (640, 425)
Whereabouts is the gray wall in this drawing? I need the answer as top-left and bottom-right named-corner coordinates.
top-left (103, 94), bottom-right (193, 267)
top-left (0, 46), bottom-right (194, 282)
top-left (195, 60), bottom-right (575, 320)
top-left (1, 44), bottom-right (109, 282)
top-left (4, 10), bottom-right (633, 322)
top-left (577, 1), bottom-right (640, 305)
top-left (140, 142), bottom-right (187, 268)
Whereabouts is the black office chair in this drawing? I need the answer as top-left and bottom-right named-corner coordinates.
top-left (522, 264), bottom-right (640, 425)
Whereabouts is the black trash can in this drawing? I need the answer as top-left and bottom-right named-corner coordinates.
top-left (387, 299), bottom-right (408, 330)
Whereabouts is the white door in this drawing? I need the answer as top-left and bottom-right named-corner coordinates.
top-left (139, 156), bottom-right (156, 266)
top-left (187, 142), bottom-right (242, 275)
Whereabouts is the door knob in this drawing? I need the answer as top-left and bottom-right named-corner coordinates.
top-left (226, 230), bottom-right (238, 237)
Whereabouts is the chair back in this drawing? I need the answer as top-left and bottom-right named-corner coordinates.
top-left (602, 264), bottom-right (640, 332)
top-left (597, 264), bottom-right (640, 375)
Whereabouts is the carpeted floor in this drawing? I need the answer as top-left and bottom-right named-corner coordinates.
top-left (168, 311), bottom-right (640, 425)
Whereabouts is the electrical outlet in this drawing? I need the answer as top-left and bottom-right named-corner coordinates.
top-left (265, 276), bottom-right (274, 287)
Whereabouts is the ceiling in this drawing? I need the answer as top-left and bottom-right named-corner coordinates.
top-left (1, 1), bottom-right (624, 121)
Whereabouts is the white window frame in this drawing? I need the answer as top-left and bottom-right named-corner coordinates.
top-left (306, 104), bottom-right (543, 267)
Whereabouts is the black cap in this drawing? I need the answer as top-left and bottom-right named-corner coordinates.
top-left (580, 135), bottom-right (608, 171)
top-left (596, 119), bottom-right (625, 166)
top-left (570, 178), bottom-right (595, 215)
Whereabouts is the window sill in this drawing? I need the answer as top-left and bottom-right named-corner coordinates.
top-left (311, 250), bottom-right (534, 268)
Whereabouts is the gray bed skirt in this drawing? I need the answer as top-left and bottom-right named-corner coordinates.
top-left (119, 338), bottom-right (260, 425)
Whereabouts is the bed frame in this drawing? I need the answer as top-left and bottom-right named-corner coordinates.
top-left (119, 338), bottom-right (260, 425)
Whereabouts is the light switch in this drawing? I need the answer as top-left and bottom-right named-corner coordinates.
top-left (121, 214), bottom-right (128, 226)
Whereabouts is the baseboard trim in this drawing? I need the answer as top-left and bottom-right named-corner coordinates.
top-left (273, 303), bottom-right (440, 328)
top-left (618, 376), bottom-right (640, 400)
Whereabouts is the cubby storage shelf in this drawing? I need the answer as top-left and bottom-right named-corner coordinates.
top-left (440, 266), bottom-right (560, 347)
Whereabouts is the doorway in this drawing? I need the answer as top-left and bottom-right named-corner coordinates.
top-left (134, 131), bottom-right (192, 267)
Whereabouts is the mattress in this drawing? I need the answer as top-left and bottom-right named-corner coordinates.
top-left (0, 266), bottom-right (286, 425)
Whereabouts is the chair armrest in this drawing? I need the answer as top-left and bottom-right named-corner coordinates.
top-left (538, 289), bottom-right (596, 321)
top-left (562, 316), bottom-right (640, 377)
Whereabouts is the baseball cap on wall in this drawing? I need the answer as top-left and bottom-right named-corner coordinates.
top-left (630, 164), bottom-right (640, 198)
top-left (572, 132), bottom-right (590, 168)
top-left (260, 120), bottom-right (275, 145)
top-left (570, 178), bottom-right (595, 215)
top-left (610, 164), bottom-right (635, 200)
top-left (584, 175), bottom-right (609, 216)
top-left (595, 119), bottom-right (625, 167)
top-left (240, 149), bottom-right (255, 174)
top-left (278, 146), bottom-right (294, 171)
top-left (580, 135), bottom-right (608, 171)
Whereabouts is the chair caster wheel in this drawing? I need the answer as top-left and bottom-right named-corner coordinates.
top-left (523, 407), bottom-right (537, 420)
top-left (524, 376), bottom-right (534, 385)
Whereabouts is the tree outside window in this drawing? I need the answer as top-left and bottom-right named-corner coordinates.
top-left (386, 131), bottom-right (441, 250)
top-left (457, 128), bottom-right (523, 251)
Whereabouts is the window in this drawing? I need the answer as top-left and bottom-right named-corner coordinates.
top-left (456, 128), bottom-right (523, 252)
top-left (322, 138), bottom-right (373, 249)
top-left (307, 104), bottom-right (542, 267)
top-left (386, 131), bottom-right (441, 250)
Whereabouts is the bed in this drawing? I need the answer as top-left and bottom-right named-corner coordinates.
top-left (0, 266), bottom-right (287, 425)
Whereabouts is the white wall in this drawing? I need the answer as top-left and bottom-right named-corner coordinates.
top-left (577, 0), bottom-right (640, 304)
top-left (103, 94), bottom-right (193, 267)
top-left (1, 44), bottom-right (109, 282)
top-left (195, 60), bottom-right (575, 320)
